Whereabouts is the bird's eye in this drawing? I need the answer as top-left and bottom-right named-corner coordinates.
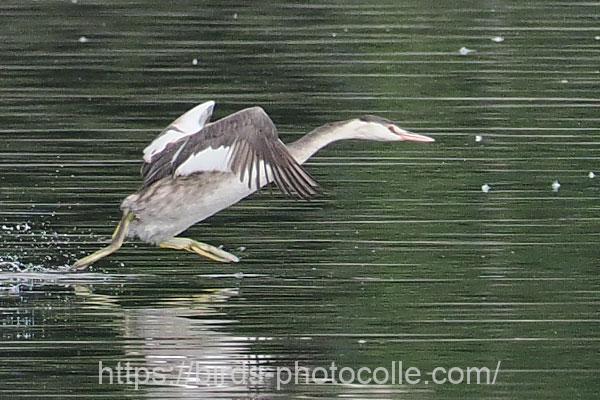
top-left (388, 125), bottom-right (398, 134)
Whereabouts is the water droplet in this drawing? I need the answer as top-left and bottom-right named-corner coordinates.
top-left (459, 47), bottom-right (475, 56)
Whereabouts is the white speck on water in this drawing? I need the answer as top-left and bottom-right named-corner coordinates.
top-left (192, 58), bottom-right (198, 65)
top-left (233, 12), bottom-right (238, 20)
top-left (459, 47), bottom-right (475, 56)
top-left (595, 36), bottom-right (600, 41)
top-left (331, 32), bottom-right (337, 38)
top-left (236, 246), bottom-right (247, 252)
top-left (475, 135), bottom-right (483, 142)
top-left (552, 180), bottom-right (561, 192)
top-left (588, 171), bottom-right (595, 179)
top-left (15, 223), bottom-right (31, 232)
top-left (491, 36), bottom-right (504, 43)
top-left (358, 339), bottom-right (366, 344)
top-left (481, 184), bottom-right (491, 193)
top-left (560, 79), bottom-right (568, 84)
top-left (78, 36), bottom-right (89, 43)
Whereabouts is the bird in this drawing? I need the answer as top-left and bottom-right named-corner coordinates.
top-left (72, 101), bottom-right (434, 270)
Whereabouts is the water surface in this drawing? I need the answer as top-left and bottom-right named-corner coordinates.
top-left (1, 1), bottom-right (599, 399)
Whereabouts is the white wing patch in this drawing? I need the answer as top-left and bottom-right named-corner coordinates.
top-left (172, 100), bottom-right (215, 133)
top-left (175, 146), bottom-right (275, 191)
top-left (175, 145), bottom-right (232, 175)
top-left (143, 128), bottom-right (191, 163)
top-left (143, 101), bottom-right (215, 163)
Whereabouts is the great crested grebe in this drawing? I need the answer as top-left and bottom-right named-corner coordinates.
top-left (73, 101), bottom-right (434, 270)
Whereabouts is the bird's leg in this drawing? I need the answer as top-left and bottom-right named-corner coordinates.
top-left (159, 238), bottom-right (239, 263)
top-left (70, 212), bottom-right (134, 271)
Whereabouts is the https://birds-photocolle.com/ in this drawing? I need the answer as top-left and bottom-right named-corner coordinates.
top-left (72, 101), bottom-right (435, 270)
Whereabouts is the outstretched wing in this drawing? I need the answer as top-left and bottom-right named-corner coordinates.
top-left (142, 100), bottom-right (215, 164)
top-left (141, 105), bottom-right (320, 199)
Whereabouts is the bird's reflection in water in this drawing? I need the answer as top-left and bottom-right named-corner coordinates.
top-left (0, 273), bottom-right (275, 397)
top-left (118, 289), bottom-right (275, 397)
top-left (0, 274), bottom-right (419, 399)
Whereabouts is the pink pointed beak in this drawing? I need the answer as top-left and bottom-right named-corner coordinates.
top-left (389, 125), bottom-right (435, 142)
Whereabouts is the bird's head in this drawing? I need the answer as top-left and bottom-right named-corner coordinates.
top-left (343, 115), bottom-right (435, 143)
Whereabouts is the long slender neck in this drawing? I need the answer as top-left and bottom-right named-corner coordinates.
top-left (287, 120), bottom-right (357, 164)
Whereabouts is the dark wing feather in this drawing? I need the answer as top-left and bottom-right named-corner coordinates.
top-left (141, 106), bottom-right (320, 199)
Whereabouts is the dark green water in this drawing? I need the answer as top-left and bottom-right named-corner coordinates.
top-left (1, 1), bottom-right (599, 399)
